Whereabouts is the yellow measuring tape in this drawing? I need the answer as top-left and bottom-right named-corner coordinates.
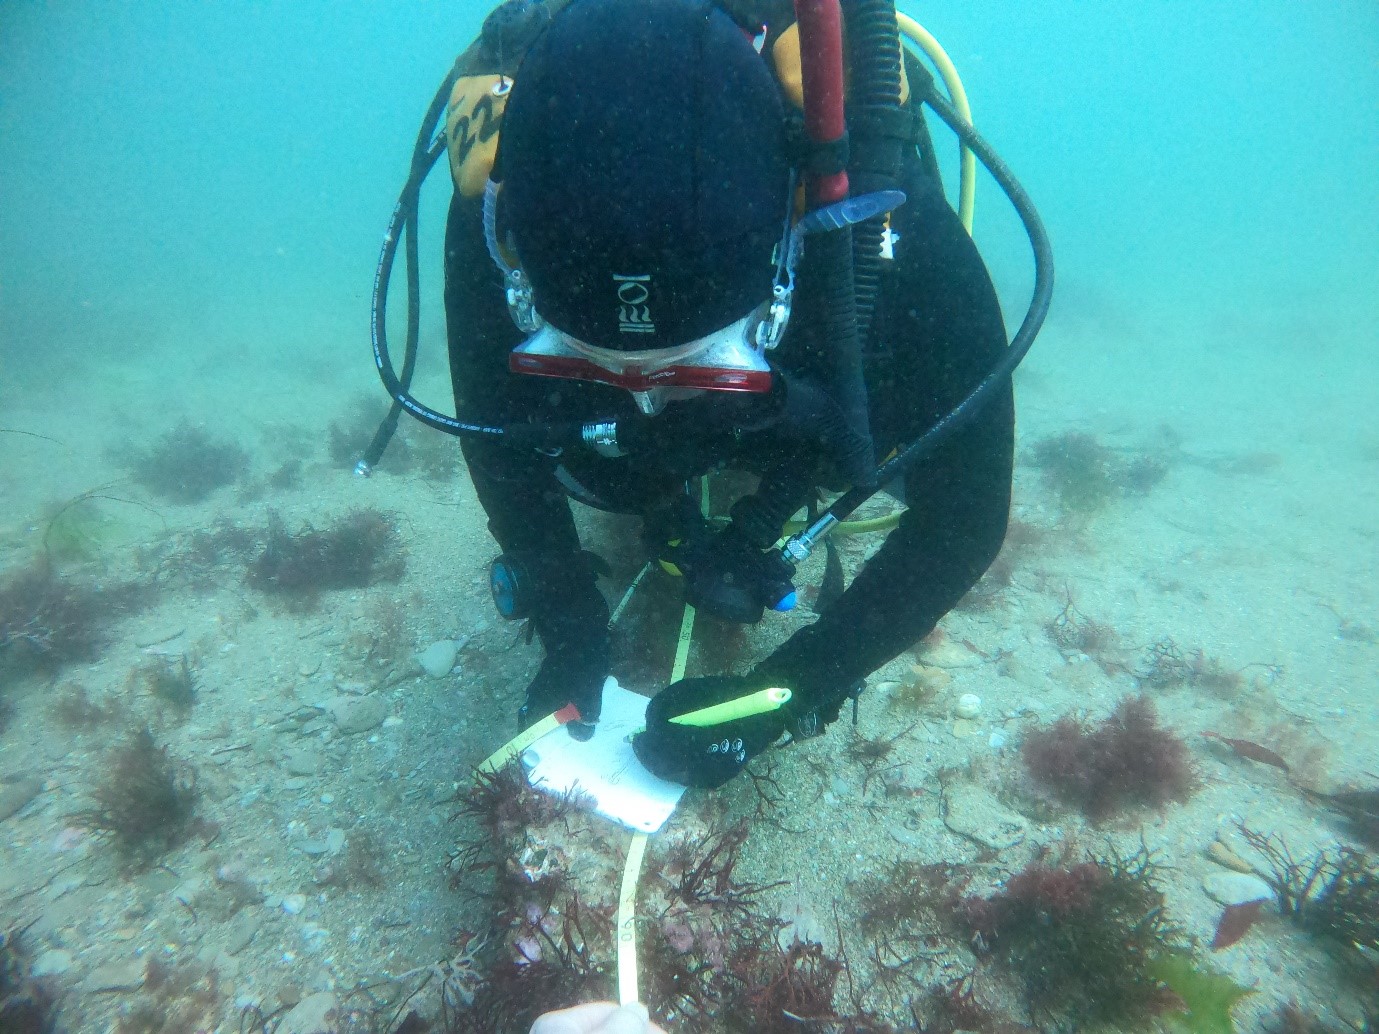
top-left (616, 483), bottom-right (702, 1004)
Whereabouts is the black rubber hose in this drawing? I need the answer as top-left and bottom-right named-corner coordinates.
top-left (362, 69), bottom-right (460, 472)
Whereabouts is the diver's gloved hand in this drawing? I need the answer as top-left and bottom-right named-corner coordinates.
top-left (518, 643), bottom-right (606, 740)
top-left (632, 676), bottom-right (788, 788)
top-left (517, 552), bottom-right (611, 740)
top-left (657, 522), bottom-right (797, 625)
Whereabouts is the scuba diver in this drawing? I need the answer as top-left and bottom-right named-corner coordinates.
top-left (369, 0), bottom-right (1052, 789)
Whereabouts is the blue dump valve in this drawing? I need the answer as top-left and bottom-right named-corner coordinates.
top-left (770, 591), bottom-right (797, 612)
top-left (489, 555), bottom-right (530, 620)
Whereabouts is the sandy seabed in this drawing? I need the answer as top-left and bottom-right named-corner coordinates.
top-left (1, 324), bottom-right (1376, 1033)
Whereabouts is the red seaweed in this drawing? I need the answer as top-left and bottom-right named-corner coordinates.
top-left (1211, 900), bottom-right (1265, 949)
top-left (1203, 732), bottom-right (1289, 772)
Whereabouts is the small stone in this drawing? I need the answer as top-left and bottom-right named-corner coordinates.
top-left (173, 878), bottom-right (203, 908)
top-left (911, 664), bottom-right (953, 691)
top-left (951, 718), bottom-right (977, 739)
top-left (0, 777), bottom-right (44, 821)
top-left (1202, 871), bottom-right (1273, 907)
top-left (328, 695), bottom-right (388, 735)
top-left (942, 781), bottom-right (1027, 850)
top-left (224, 912), bottom-right (264, 956)
top-left (279, 991), bottom-right (338, 1034)
top-left (1206, 839), bottom-right (1255, 874)
top-left (296, 829), bottom-right (345, 857)
top-left (282, 894), bottom-right (307, 915)
top-left (87, 958), bottom-right (147, 992)
top-left (30, 949), bottom-right (73, 977)
top-left (954, 693), bottom-right (983, 719)
top-left (284, 748), bottom-right (321, 777)
top-left (416, 639), bottom-right (460, 678)
top-left (920, 639), bottom-right (981, 669)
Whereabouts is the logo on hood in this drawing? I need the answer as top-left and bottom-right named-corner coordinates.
top-left (614, 274), bottom-right (654, 334)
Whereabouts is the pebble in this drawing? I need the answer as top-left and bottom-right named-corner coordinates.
top-left (416, 639), bottom-right (460, 678)
top-left (328, 695), bottom-right (389, 735)
top-left (224, 912), bottom-right (264, 956)
top-left (284, 747), bottom-right (322, 777)
top-left (954, 693), bottom-right (983, 719)
top-left (942, 781), bottom-right (1027, 850)
top-left (911, 664), bottom-right (953, 691)
top-left (951, 718), bottom-right (978, 739)
top-left (30, 949), bottom-right (73, 977)
top-left (296, 829), bottom-right (346, 857)
top-left (1202, 871), bottom-right (1274, 907)
top-left (920, 639), bottom-right (982, 669)
top-left (282, 894), bottom-right (308, 915)
top-left (0, 777), bottom-right (44, 821)
top-left (87, 958), bottom-right (147, 992)
top-left (1206, 838), bottom-right (1255, 874)
top-left (279, 991), bottom-right (338, 1034)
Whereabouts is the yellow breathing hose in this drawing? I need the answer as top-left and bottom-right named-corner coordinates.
top-left (897, 12), bottom-right (976, 234)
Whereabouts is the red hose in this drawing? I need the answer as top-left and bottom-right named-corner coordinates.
top-left (792, 0), bottom-right (849, 204)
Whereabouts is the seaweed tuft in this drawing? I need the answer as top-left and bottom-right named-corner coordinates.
top-left (123, 420), bottom-right (249, 504)
top-left (1022, 695), bottom-right (1195, 820)
top-left (247, 508), bottom-right (404, 608)
top-left (50, 682), bottom-right (119, 727)
top-left (76, 727), bottom-right (198, 862)
top-left (1308, 848), bottom-right (1379, 959)
top-left (1028, 432), bottom-right (1120, 513)
top-left (0, 561), bottom-right (150, 678)
top-left (0, 922), bottom-right (59, 1034)
top-left (960, 847), bottom-right (1180, 1026)
top-left (131, 654), bottom-right (197, 711)
top-left (114, 957), bottom-right (222, 1034)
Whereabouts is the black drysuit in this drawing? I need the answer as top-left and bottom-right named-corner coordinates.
top-left (443, 150), bottom-right (1014, 722)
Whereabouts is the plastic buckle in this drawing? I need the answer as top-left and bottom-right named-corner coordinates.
top-left (755, 285), bottom-right (793, 351)
top-left (504, 268), bottom-right (543, 333)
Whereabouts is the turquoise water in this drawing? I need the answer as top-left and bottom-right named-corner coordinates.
top-left (1, 2), bottom-right (1376, 1031)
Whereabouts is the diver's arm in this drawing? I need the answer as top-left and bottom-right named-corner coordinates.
top-left (444, 193), bottom-right (610, 718)
top-left (756, 174), bottom-right (1014, 706)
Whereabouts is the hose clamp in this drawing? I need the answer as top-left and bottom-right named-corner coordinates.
top-left (581, 421), bottom-right (624, 457)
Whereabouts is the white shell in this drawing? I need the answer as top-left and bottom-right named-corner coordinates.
top-left (954, 693), bottom-right (983, 719)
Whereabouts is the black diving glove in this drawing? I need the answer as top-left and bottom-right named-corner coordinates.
top-left (652, 504), bottom-right (797, 624)
top-left (518, 641), bottom-right (607, 739)
top-left (510, 551), bottom-right (611, 739)
top-left (633, 665), bottom-right (862, 787)
top-left (632, 676), bottom-right (787, 788)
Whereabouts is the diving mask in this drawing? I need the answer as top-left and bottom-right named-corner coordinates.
top-left (509, 306), bottom-right (777, 416)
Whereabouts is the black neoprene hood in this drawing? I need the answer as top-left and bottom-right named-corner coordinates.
top-left (497, 0), bottom-right (791, 351)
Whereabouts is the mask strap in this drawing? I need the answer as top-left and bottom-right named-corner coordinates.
top-left (484, 179), bottom-right (544, 333)
top-left (756, 171), bottom-right (800, 352)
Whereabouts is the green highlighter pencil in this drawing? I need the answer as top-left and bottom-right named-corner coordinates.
top-left (667, 686), bottom-right (792, 727)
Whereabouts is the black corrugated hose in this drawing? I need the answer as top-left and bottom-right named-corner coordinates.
top-left (842, 0), bottom-right (905, 350)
